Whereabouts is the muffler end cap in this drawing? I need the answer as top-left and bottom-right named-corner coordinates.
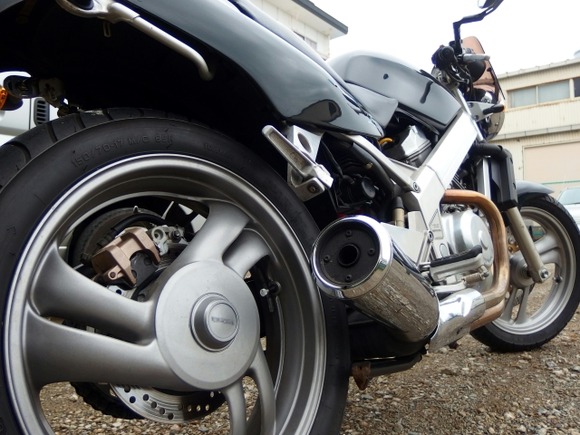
top-left (312, 216), bottom-right (392, 298)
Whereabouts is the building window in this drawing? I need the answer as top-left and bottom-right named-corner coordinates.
top-left (510, 87), bottom-right (536, 107)
top-left (574, 78), bottom-right (580, 98)
top-left (295, 32), bottom-right (318, 51)
top-left (538, 80), bottom-right (569, 103)
top-left (509, 78), bottom-right (578, 108)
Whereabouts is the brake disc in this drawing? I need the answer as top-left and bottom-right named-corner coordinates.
top-left (111, 386), bottom-right (225, 423)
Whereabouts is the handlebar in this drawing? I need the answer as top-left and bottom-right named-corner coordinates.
top-left (462, 53), bottom-right (490, 62)
top-left (431, 45), bottom-right (457, 70)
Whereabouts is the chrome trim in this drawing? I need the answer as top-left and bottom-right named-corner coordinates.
top-left (428, 289), bottom-right (486, 351)
top-left (311, 215), bottom-right (439, 343)
top-left (56, 0), bottom-right (214, 80)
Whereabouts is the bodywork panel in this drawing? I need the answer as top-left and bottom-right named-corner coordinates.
top-left (329, 51), bottom-right (461, 131)
top-left (122, 0), bottom-right (383, 136)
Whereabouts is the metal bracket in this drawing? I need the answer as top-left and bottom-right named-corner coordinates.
top-left (347, 134), bottom-right (418, 193)
top-left (262, 125), bottom-right (333, 201)
top-left (56, 0), bottom-right (214, 81)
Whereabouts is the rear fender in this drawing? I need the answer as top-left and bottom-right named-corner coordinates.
top-left (0, 0), bottom-right (21, 14)
top-left (0, 0), bottom-right (381, 137)
top-left (121, 0), bottom-right (382, 136)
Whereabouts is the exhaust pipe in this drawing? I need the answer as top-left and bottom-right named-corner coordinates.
top-left (311, 216), bottom-right (439, 343)
top-left (311, 214), bottom-right (491, 350)
top-left (312, 190), bottom-right (509, 351)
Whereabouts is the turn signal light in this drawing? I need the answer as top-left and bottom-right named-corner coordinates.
top-left (0, 86), bottom-right (23, 111)
top-left (0, 86), bottom-right (7, 110)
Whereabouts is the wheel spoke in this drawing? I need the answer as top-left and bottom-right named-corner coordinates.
top-left (500, 288), bottom-right (521, 321)
top-left (224, 231), bottom-right (271, 278)
top-left (514, 287), bottom-right (532, 324)
top-left (24, 311), bottom-right (184, 390)
top-left (533, 233), bottom-right (561, 264)
top-left (221, 350), bottom-right (276, 435)
top-left (31, 245), bottom-right (154, 341)
top-left (249, 350), bottom-right (276, 435)
top-left (170, 202), bottom-right (250, 268)
top-left (223, 380), bottom-right (248, 435)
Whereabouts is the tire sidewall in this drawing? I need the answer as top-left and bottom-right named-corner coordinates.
top-left (0, 116), bottom-right (348, 434)
top-left (472, 193), bottom-right (580, 351)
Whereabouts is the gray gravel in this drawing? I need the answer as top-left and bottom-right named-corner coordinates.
top-left (40, 310), bottom-right (580, 434)
top-left (342, 311), bottom-right (580, 434)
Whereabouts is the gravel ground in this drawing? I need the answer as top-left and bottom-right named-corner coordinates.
top-left (39, 310), bottom-right (580, 434)
top-left (342, 310), bottom-right (580, 435)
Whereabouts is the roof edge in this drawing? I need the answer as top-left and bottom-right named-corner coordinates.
top-left (291, 0), bottom-right (348, 35)
top-left (498, 57), bottom-right (580, 79)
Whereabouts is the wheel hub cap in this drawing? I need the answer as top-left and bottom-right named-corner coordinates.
top-left (191, 294), bottom-right (240, 351)
top-left (155, 261), bottom-right (259, 390)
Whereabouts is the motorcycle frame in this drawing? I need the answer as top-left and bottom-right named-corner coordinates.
top-left (342, 111), bottom-right (478, 264)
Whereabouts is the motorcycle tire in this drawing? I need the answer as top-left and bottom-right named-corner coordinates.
top-left (471, 193), bottom-right (580, 352)
top-left (0, 109), bottom-right (349, 434)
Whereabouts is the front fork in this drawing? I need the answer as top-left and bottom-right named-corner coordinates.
top-left (505, 207), bottom-right (550, 283)
top-left (474, 144), bottom-right (549, 285)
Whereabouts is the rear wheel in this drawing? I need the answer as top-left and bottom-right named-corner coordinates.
top-left (0, 110), bottom-right (349, 434)
top-left (471, 194), bottom-right (580, 351)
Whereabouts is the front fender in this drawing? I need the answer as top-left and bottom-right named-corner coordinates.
top-left (516, 180), bottom-right (553, 198)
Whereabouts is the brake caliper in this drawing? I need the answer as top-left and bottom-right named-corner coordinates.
top-left (91, 227), bottom-right (161, 287)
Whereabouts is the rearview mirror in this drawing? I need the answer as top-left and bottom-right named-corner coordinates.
top-left (478, 0), bottom-right (500, 9)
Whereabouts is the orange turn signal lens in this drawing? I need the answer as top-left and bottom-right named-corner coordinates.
top-left (0, 87), bottom-right (7, 110)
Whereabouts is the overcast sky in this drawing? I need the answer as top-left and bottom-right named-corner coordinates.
top-left (312, 1), bottom-right (580, 74)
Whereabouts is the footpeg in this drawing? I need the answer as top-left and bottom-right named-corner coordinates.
top-left (429, 245), bottom-right (489, 283)
top-left (262, 125), bottom-right (333, 200)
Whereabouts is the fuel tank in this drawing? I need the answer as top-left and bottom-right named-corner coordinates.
top-left (329, 51), bottom-right (461, 130)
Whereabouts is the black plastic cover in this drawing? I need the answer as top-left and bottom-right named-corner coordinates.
top-left (329, 51), bottom-right (461, 130)
top-left (122, 0), bottom-right (384, 137)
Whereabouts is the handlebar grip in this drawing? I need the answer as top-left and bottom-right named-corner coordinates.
top-left (432, 45), bottom-right (456, 69)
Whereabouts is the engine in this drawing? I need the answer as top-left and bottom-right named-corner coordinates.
top-left (437, 208), bottom-right (495, 293)
top-left (381, 125), bottom-right (432, 168)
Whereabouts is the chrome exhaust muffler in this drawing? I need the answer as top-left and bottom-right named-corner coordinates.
top-left (312, 191), bottom-right (509, 351)
top-left (311, 215), bottom-right (439, 343)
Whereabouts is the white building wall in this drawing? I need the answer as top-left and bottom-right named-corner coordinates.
top-left (251, 0), bottom-right (335, 58)
top-left (491, 58), bottom-right (580, 196)
top-left (498, 99), bottom-right (580, 139)
top-left (500, 59), bottom-right (580, 91)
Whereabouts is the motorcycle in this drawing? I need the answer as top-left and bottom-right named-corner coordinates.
top-left (0, 0), bottom-right (578, 433)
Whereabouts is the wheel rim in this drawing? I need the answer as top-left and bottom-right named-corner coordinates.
top-left (495, 205), bottom-right (576, 334)
top-left (4, 154), bottom-right (327, 434)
